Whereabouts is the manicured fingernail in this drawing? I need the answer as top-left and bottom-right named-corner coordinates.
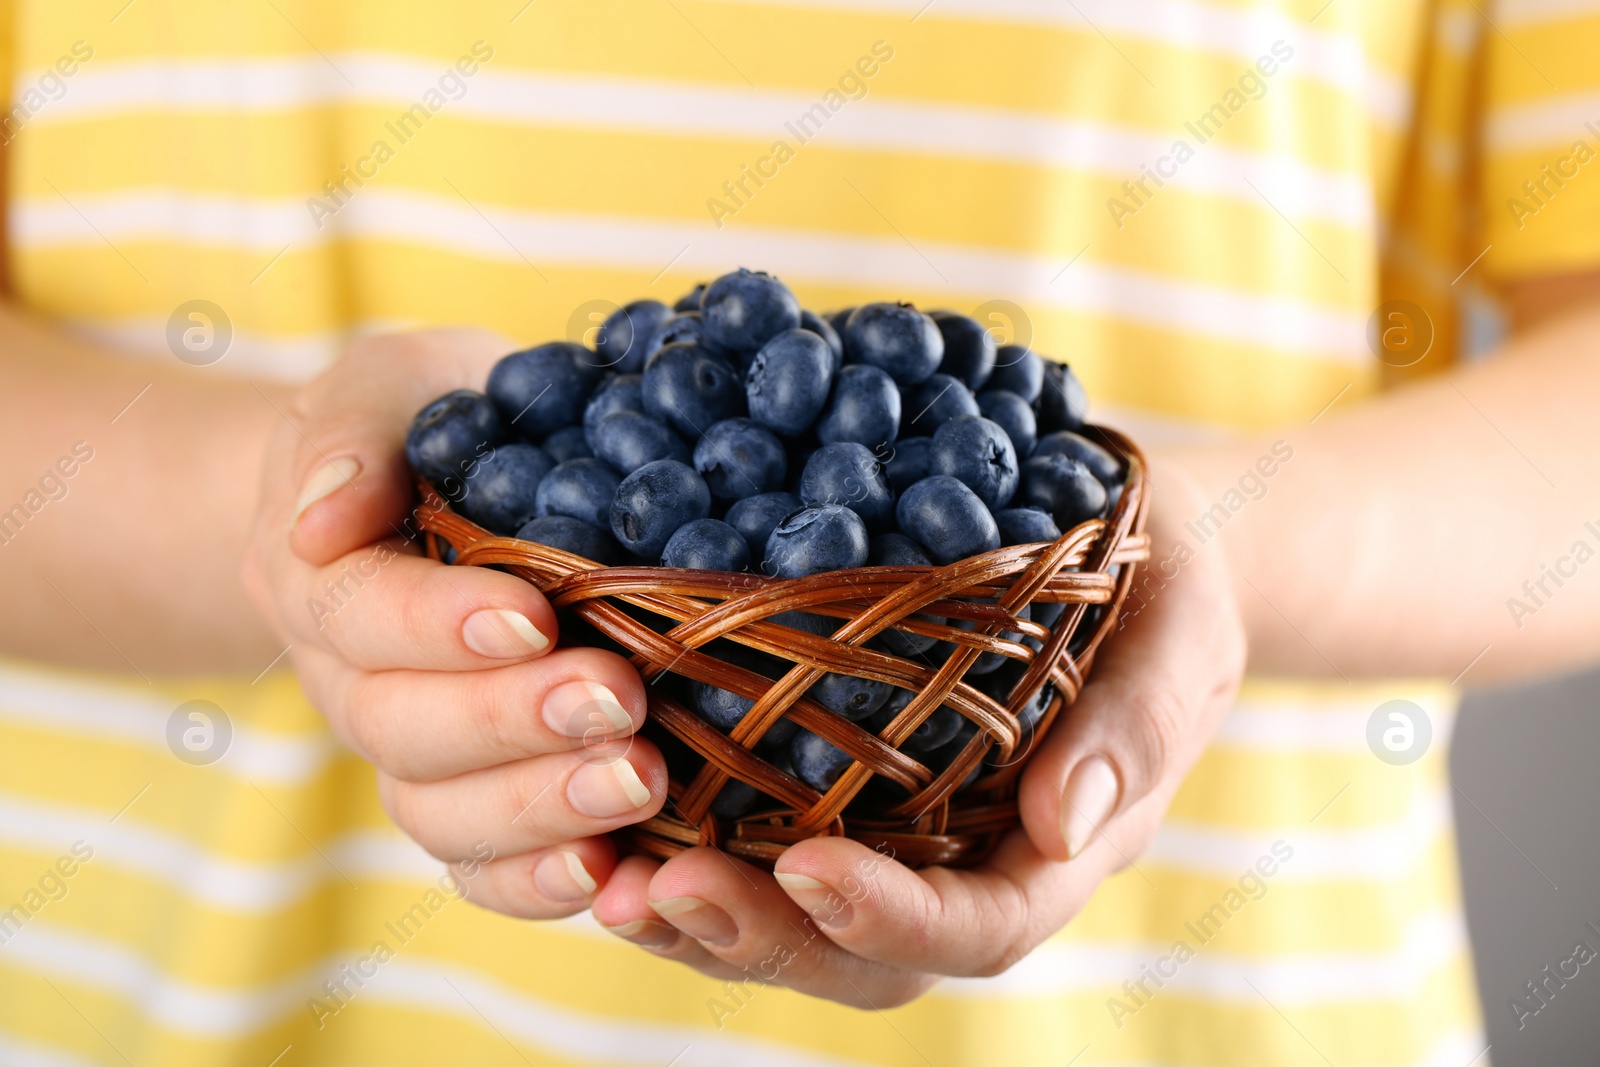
top-left (651, 896), bottom-right (738, 945)
top-left (1061, 754), bottom-right (1120, 859)
top-left (543, 680), bottom-right (632, 739)
top-left (534, 850), bottom-right (597, 901)
top-left (568, 757), bottom-right (652, 817)
top-left (292, 456), bottom-right (361, 526)
top-left (603, 919), bottom-right (679, 947)
top-left (775, 872), bottom-right (852, 928)
top-left (462, 608), bottom-right (550, 658)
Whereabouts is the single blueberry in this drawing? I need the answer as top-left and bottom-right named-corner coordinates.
top-left (929, 416), bottom-right (1019, 511)
top-left (693, 418), bottom-right (786, 500)
top-left (995, 507), bottom-right (1062, 546)
top-left (799, 442), bottom-right (894, 531)
top-left (896, 475), bottom-right (1001, 565)
top-left (866, 533), bottom-right (940, 657)
top-left (644, 311), bottom-right (715, 364)
top-left (610, 459), bottom-right (712, 557)
top-left (700, 268), bottom-right (802, 354)
top-left (763, 505), bottom-right (870, 578)
top-left (745, 328), bottom-right (834, 436)
top-left (825, 307), bottom-right (856, 336)
top-left (974, 659), bottom-right (1052, 735)
top-left (597, 299), bottom-right (673, 374)
top-left (1019, 453), bottom-right (1109, 530)
top-left (690, 644), bottom-right (797, 745)
top-left (642, 342), bottom-right (744, 440)
top-left (931, 311), bottom-right (997, 390)
top-left (711, 779), bottom-right (761, 819)
top-left (457, 443), bottom-right (556, 534)
top-left (807, 672), bottom-right (891, 721)
top-left (724, 491), bottom-right (801, 561)
top-left (816, 364), bottom-right (901, 451)
top-left (926, 721), bottom-right (982, 791)
top-left (514, 514), bottom-right (620, 564)
top-left (674, 283), bottom-right (707, 313)
top-left (486, 342), bottom-right (604, 437)
top-left (987, 345), bottom-right (1044, 403)
top-left (1036, 362), bottom-right (1089, 434)
top-left (662, 517), bottom-right (751, 571)
top-left (799, 309), bottom-right (845, 374)
top-left (867, 689), bottom-right (962, 754)
top-left (977, 388), bottom-right (1038, 459)
top-left (842, 302), bottom-right (943, 385)
top-left (901, 373), bottom-right (980, 437)
top-left (406, 389), bottom-right (503, 485)
top-left (883, 436), bottom-right (934, 495)
top-left (534, 458), bottom-right (622, 530)
top-left (541, 425), bottom-right (593, 463)
top-left (582, 374), bottom-right (645, 449)
top-left (591, 410), bottom-right (690, 474)
top-left (1031, 431), bottom-right (1123, 487)
top-left (789, 728), bottom-right (854, 792)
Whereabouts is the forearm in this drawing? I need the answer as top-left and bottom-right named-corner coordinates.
top-left (1167, 306), bottom-right (1600, 685)
top-left (0, 302), bottom-right (287, 674)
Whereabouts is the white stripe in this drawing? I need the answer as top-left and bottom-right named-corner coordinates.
top-left (1496, 0), bottom-right (1600, 26)
top-left (1214, 697), bottom-right (1456, 752)
top-left (19, 54), bottom-right (1376, 231)
top-left (1486, 90), bottom-right (1600, 150)
top-left (0, 663), bottom-right (338, 787)
top-left (11, 188), bottom-right (1370, 362)
top-left (0, 1031), bottom-right (99, 1067)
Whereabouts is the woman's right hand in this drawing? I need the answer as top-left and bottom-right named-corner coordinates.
top-left (240, 327), bottom-right (667, 918)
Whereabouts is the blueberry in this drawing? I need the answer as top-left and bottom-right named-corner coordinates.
top-left (867, 534), bottom-right (940, 657)
top-left (692, 418), bottom-right (787, 500)
top-left (644, 312), bottom-right (715, 363)
top-left (799, 443), bottom-right (894, 531)
top-left (995, 507), bottom-right (1062, 546)
top-left (541, 425), bottom-right (593, 463)
top-left (598, 299), bottom-right (673, 374)
top-left (690, 645), bottom-right (796, 745)
top-left (662, 517), bottom-right (751, 571)
top-left (883, 436), bottom-right (934, 495)
top-left (1031, 431), bottom-right (1122, 487)
top-left (929, 416), bottom-right (1019, 511)
top-left (931, 311), bottom-right (996, 390)
top-left (457, 443), bottom-right (556, 534)
top-left (807, 672), bottom-right (891, 720)
top-left (590, 410), bottom-right (690, 473)
top-left (745, 329), bottom-right (834, 436)
top-left (901, 373), bottom-right (979, 437)
top-left (867, 689), bottom-right (962, 754)
top-left (816, 365), bottom-right (901, 451)
top-left (1019, 453), bottom-right (1108, 530)
top-left (977, 388), bottom-right (1037, 459)
top-left (487, 342), bottom-right (604, 437)
top-left (986, 345), bottom-right (1044, 403)
top-left (700, 268), bottom-right (802, 354)
top-left (926, 721), bottom-right (981, 790)
top-left (642, 342), bottom-right (744, 440)
top-left (406, 389), bottom-right (503, 485)
top-left (959, 601), bottom-right (1031, 675)
top-left (674, 283), bottom-right (707, 313)
top-left (974, 659), bottom-right (1051, 734)
top-left (583, 374), bottom-right (645, 449)
top-left (896, 476), bottom-right (1001, 565)
top-left (825, 307), bottom-right (856, 336)
top-left (711, 779), bottom-right (761, 818)
top-left (799, 309), bottom-right (845, 374)
top-left (763, 505), bottom-right (869, 578)
top-left (842, 303), bottom-right (943, 385)
top-left (514, 514), bottom-right (620, 564)
top-left (610, 459), bottom-right (712, 557)
top-left (1036, 362), bottom-right (1089, 434)
top-left (534, 458), bottom-right (622, 530)
top-left (725, 491), bottom-right (802, 561)
top-left (789, 728), bottom-right (854, 792)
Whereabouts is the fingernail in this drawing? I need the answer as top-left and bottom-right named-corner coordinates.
top-left (568, 756), bottom-right (652, 817)
top-left (651, 896), bottom-right (738, 945)
top-left (462, 608), bottom-right (550, 658)
top-left (543, 680), bottom-right (632, 739)
top-left (292, 456), bottom-right (361, 526)
top-left (776, 872), bottom-right (853, 928)
top-left (534, 850), bottom-right (597, 901)
top-left (603, 919), bottom-right (680, 947)
top-left (1061, 754), bottom-right (1121, 859)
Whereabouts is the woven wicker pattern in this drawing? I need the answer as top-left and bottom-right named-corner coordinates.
top-left (416, 425), bottom-right (1149, 868)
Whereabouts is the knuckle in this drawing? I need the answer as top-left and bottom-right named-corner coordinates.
top-left (1123, 684), bottom-right (1188, 787)
top-left (969, 881), bottom-right (1032, 977)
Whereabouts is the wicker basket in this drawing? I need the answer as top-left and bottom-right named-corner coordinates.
top-left (415, 425), bottom-right (1149, 869)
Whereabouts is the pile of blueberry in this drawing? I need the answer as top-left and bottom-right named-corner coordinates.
top-left (406, 269), bottom-right (1126, 813)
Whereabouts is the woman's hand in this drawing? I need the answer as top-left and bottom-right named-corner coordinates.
top-left (241, 328), bottom-right (666, 917)
top-left (589, 462), bottom-right (1246, 1007)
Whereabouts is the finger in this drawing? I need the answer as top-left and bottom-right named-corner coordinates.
top-left (589, 856), bottom-right (733, 973)
top-left (299, 645), bottom-right (645, 781)
top-left (644, 847), bottom-right (935, 1008)
top-left (378, 740), bottom-right (666, 862)
top-left (285, 328), bottom-right (511, 566)
top-left (289, 549), bottom-right (560, 671)
top-left (450, 838), bottom-right (618, 920)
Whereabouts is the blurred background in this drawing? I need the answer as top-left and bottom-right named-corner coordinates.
top-left (1455, 665), bottom-right (1600, 1065)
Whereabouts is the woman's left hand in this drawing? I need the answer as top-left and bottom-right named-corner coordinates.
top-left (590, 463), bottom-right (1247, 1007)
